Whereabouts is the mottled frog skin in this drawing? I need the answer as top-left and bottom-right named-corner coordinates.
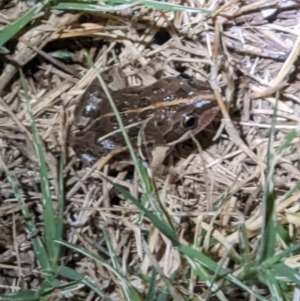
top-left (72, 72), bottom-right (219, 166)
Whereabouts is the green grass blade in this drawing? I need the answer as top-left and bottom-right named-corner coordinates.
top-left (179, 244), bottom-right (266, 301)
top-left (193, 262), bottom-right (228, 301)
top-left (103, 0), bottom-right (212, 14)
top-left (58, 266), bottom-right (110, 299)
top-left (38, 278), bottom-right (85, 299)
top-left (138, 161), bottom-right (153, 193)
top-left (272, 263), bottom-right (300, 287)
top-left (277, 225), bottom-right (292, 248)
top-left (103, 228), bottom-right (121, 270)
top-left (146, 269), bottom-right (157, 301)
top-left (274, 129), bottom-right (298, 158)
top-left (53, 154), bottom-right (65, 263)
top-left (259, 92), bottom-right (299, 264)
top-left (265, 243), bottom-right (300, 265)
top-left (259, 185), bottom-right (276, 262)
top-left (102, 228), bottom-right (139, 301)
top-left (276, 181), bottom-right (300, 205)
top-left (52, 0), bottom-right (212, 14)
top-left (56, 241), bottom-right (142, 300)
top-left (20, 69), bottom-right (58, 269)
top-left (137, 162), bottom-right (174, 227)
top-left (0, 1), bottom-right (47, 48)
top-left (264, 269), bottom-right (284, 300)
top-left (0, 157), bottom-right (51, 272)
top-left (153, 275), bottom-right (177, 301)
top-left (156, 291), bottom-right (168, 301)
top-left (104, 179), bottom-right (178, 243)
top-left (258, 92), bottom-right (279, 263)
top-left (48, 50), bottom-right (75, 59)
top-left (238, 223), bottom-right (251, 269)
top-left (0, 290), bottom-right (39, 301)
top-left (53, 1), bottom-right (136, 11)
top-left (38, 279), bottom-right (59, 297)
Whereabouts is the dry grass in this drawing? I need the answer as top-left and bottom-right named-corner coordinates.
top-left (1, 0), bottom-right (300, 300)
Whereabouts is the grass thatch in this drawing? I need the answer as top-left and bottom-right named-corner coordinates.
top-left (1, 1), bottom-right (300, 300)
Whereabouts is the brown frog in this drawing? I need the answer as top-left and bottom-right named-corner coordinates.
top-left (71, 69), bottom-right (219, 170)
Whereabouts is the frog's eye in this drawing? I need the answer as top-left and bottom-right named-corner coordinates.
top-left (179, 73), bottom-right (192, 79)
top-left (181, 114), bottom-right (198, 130)
top-left (187, 79), bottom-right (207, 90)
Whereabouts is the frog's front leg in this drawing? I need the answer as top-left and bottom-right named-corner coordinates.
top-left (107, 67), bottom-right (128, 91)
top-left (140, 123), bottom-right (172, 175)
top-left (149, 145), bottom-right (172, 174)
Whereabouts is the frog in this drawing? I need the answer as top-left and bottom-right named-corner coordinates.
top-left (71, 67), bottom-right (219, 171)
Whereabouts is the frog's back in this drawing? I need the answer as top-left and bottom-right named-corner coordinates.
top-left (71, 75), bottom-right (216, 166)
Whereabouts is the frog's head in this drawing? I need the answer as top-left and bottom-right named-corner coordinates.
top-left (144, 76), bottom-right (219, 146)
top-left (161, 97), bottom-right (219, 145)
